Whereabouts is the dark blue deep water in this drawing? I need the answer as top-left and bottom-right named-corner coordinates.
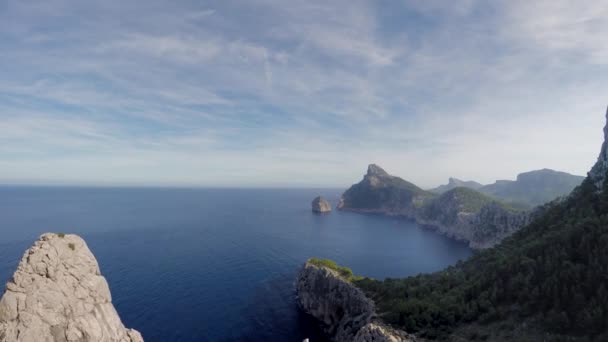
top-left (0, 187), bottom-right (472, 341)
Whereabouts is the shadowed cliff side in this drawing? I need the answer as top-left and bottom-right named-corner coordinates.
top-left (296, 259), bottom-right (416, 342)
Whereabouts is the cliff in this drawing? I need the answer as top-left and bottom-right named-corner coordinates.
top-left (352, 106), bottom-right (608, 340)
top-left (0, 233), bottom-right (143, 342)
top-left (295, 260), bottom-right (415, 342)
top-left (337, 164), bottom-right (431, 217)
top-left (339, 166), bottom-right (530, 249)
top-left (417, 188), bottom-right (532, 249)
top-left (588, 106), bottom-right (608, 191)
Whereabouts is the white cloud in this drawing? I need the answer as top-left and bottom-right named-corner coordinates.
top-left (0, 0), bottom-right (607, 187)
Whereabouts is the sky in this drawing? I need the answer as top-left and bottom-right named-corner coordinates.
top-left (1, 0), bottom-right (607, 188)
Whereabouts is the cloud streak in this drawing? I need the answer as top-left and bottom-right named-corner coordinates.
top-left (0, 0), bottom-right (606, 187)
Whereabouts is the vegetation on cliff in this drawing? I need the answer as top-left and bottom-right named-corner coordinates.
top-left (354, 175), bottom-right (608, 341)
top-left (338, 164), bottom-right (432, 211)
top-left (478, 169), bottom-right (584, 208)
top-left (308, 258), bottom-right (362, 281)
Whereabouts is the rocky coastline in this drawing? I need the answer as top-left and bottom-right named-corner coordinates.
top-left (295, 260), bottom-right (415, 342)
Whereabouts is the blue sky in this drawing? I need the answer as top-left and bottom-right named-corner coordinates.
top-left (1, 0), bottom-right (607, 187)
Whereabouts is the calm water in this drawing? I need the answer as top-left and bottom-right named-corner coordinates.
top-left (0, 187), bottom-right (472, 341)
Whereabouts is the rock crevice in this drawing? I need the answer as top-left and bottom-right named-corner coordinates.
top-left (296, 261), bottom-right (414, 342)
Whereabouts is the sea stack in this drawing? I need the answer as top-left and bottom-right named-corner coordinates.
top-left (312, 196), bottom-right (332, 213)
top-left (0, 233), bottom-right (143, 342)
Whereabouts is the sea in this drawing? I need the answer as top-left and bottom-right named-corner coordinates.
top-left (0, 187), bottom-right (472, 341)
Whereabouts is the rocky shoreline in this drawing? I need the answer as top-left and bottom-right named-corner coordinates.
top-left (337, 164), bottom-right (532, 249)
top-left (295, 260), bottom-right (415, 342)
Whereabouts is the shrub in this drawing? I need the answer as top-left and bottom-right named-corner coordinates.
top-left (68, 243), bottom-right (75, 251)
top-left (57, 233), bottom-right (65, 238)
top-left (308, 257), bottom-right (356, 281)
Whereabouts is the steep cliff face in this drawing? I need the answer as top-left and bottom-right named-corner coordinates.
top-left (295, 261), bottom-right (414, 342)
top-left (588, 106), bottom-right (608, 191)
top-left (416, 188), bottom-right (531, 248)
top-left (0, 233), bottom-right (143, 342)
top-left (339, 166), bottom-right (530, 249)
top-left (337, 164), bottom-right (431, 217)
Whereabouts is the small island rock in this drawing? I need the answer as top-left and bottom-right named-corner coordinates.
top-left (312, 196), bottom-right (332, 213)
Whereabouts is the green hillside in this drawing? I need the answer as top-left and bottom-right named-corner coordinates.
top-left (354, 176), bottom-right (608, 341)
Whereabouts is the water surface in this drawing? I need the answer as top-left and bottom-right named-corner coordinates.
top-left (0, 187), bottom-right (472, 341)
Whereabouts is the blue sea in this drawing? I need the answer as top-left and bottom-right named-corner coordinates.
top-left (0, 187), bottom-right (472, 341)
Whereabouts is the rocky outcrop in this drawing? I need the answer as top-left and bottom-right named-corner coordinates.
top-left (337, 164), bottom-right (431, 217)
top-left (312, 196), bottom-right (332, 213)
top-left (353, 323), bottom-right (414, 342)
top-left (339, 165), bottom-right (532, 249)
top-left (0, 233), bottom-right (143, 342)
top-left (416, 188), bottom-right (532, 249)
top-left (296, 261), bottom-right (414, 342)
top-left (589, 106), bottom-right (608, 191)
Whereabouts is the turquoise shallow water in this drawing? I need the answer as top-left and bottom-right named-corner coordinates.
top-left (0, 187), bottom-right (472, 341)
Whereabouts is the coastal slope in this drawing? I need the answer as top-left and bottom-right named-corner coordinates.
top-left (296, 259), bottom-right (415, 342)
top-left (338, 165), bottom-right (530, 248)
top-left (353, 107), bottom-right (608, 340)
top-left (0, 233), bottom-right (143, 342)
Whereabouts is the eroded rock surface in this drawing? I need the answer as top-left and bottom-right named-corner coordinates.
top-left (296, 261), bottom-right (414, 342)
top-left (0, 233), bottom-right (143, 342)
top-left (312, 196), bottom-right (332, 213)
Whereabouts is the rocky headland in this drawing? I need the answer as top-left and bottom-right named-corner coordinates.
top-left (0, 233), bottom-right (143, 342)
top-left (295, 259), bottom-right (415, 342)
top-left (337, 164), bottom-right (530, 249)
top-left (312, 196), bottom-right (332, 213)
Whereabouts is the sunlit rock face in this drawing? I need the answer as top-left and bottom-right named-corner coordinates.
top-left (312, 196), bottom-right (332, 213)
top-left (295, 261), bottom-right (415, 342)
top-left (0, 233), bottom-right (143, 342)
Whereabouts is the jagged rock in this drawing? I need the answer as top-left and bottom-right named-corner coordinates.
top-left (312, 196), bottom-right (332, 213)
top-left (0, 233), bottom-right (143, 342)
top-left (337, 164), bottom-right (430, 217)
top-left (353, 323), bottom-right (414, 342)
top-left (295, 261), bottom-right (414, 342)
top-left (339, 165), bottom-right (532, 249)
top-left (589, 106), bottom-right (608, 191)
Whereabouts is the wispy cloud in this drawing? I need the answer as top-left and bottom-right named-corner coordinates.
top-left (0, 0), bottom-right (606, 187)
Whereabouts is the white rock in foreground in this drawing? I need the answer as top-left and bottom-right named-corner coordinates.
top-left (0, 233), bottom-right (143, 342)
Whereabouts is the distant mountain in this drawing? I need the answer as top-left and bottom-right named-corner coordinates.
top-left (429, 178), bottom-right (483, 194)
top-left (478, 169), bottom-right (584, 208)
top-left (338, 165), bottom-right (530, 248)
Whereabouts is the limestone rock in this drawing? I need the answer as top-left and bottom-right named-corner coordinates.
top-left (337, 164), bottom-right (431, 217)
top-left (312, 196), bottom-right (332, 213)
top-left (353, 323), bottom-right (415, 342)
top-left (0, 233), bottom-right (143, 342)
top-left (295, 261), bottom-right (414, 342)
